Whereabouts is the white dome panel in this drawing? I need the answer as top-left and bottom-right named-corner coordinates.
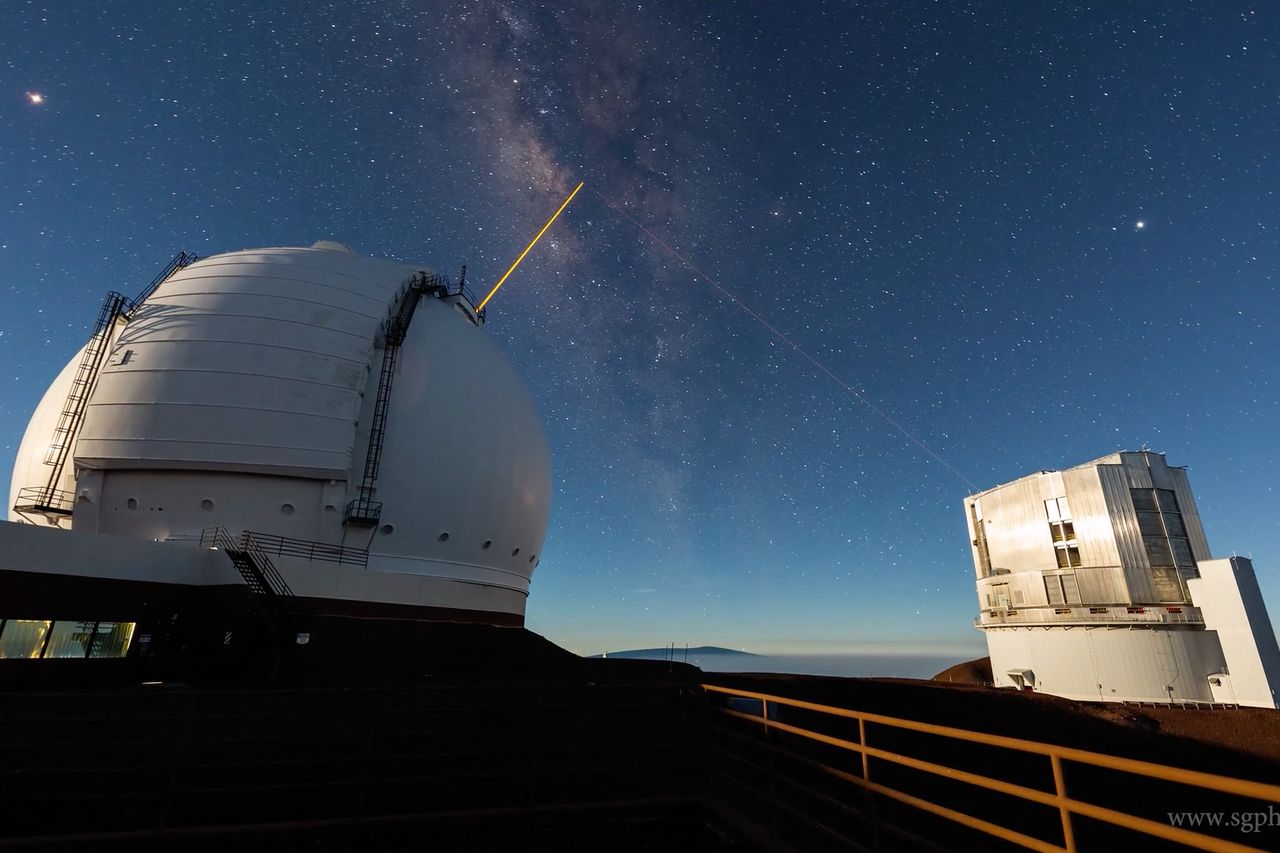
top-left (76, 248), bottom-right (419, 478)
top-left (368, 297), bottom-right (551, 584)
top-left (7, 345), bottom-right (85, 520)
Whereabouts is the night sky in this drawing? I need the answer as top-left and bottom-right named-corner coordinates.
top-left (3, 2), bottom-right (1278, 657)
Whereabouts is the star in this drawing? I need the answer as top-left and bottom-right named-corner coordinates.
top-left (27, 92), bottom-right (44, 105)
top-left (1135, 220), bottom-right (1146, 230)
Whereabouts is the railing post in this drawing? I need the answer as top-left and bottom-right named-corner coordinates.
top-left (859, 717), bottom-right (870, 783)
top-left (1051, 753), bottom-right (1077, 853)
top-left (762, 698), bottom-right (777, 844)
top-left (860, 716), bottom-right (883, 853)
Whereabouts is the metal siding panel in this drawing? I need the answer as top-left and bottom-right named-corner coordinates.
top-left (964, 498), bottom-right (986, 580)
top-left (1122, 453), bottom-right (1154, 489)
top-left (981, 475), bottom-right (1058, 575)
top-left (1060, 467), bottom-right (1121, 569)
top-left (1074, 565), bottom-right (1128, 604)
top-left (77, 248), bottom-right (412, 478)
top-left (1015, 572), bottom-right (1048, 607)
top-left (1098, 464), bottom-right (1154, 602)
top-left (1148, 456), bottom-right (1174, 490)
top-left (1168, 467), bottom-right (1212, 560)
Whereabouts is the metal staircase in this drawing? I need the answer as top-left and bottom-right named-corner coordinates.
top-left (344, 272), bottom-right (449, 527)
top-left (13, 251), bottom-right (198, 518)
top-left (201, 527), bottom-right (296, 632)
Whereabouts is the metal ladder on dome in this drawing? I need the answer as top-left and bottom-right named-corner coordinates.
top-left (13, 291), bottom-right (127, 517)
top-left (122, 250), bottom-right (198, 316)
top-left (13, 251), bottom-right (199, 518)
top-left (201, 527), bottom-right (296, 633)
top-left (344, 271), bottom-right (450, 527)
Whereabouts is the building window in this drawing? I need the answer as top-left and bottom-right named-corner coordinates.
top-left (0, 620), bottom-right (135, 659)
top-left (0, 620), bottom-right (52, 659)
top-left (1131, 488), bottom-right (1194, 602)
top-left (43, 621), bottom-right (99, 658)
top-left (89, 622), bottom-right (137, 658)
top-left (1045, 497), bottom-right (1081, 568)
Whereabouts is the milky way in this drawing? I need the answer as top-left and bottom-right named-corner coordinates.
top-left (2, 2), bottom-right (1277, 655)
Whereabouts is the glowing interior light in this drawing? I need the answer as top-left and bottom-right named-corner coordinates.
top-left (475, 181), bottom-right (583, 313)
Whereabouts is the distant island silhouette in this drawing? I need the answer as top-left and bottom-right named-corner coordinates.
top-left (588, 646), bottom-right (761, 659)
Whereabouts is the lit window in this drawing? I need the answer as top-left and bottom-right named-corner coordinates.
top-left (0, 620), bottom-right (136, 659)
top-left (89, 622), bottom-right (136, 658)
top-left (43, 621), bottom-right (98, 659)
top-left (0, 620), bottom-right (52, 659)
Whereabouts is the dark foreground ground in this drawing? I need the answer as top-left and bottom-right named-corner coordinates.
top-left (1, 625), bottom-right (1276, 851)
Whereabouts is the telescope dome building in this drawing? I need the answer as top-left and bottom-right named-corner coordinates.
top-left (0, 243), bottom-right (551, 665)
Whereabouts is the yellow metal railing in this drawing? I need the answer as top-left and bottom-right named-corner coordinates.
top-left (702, 683), bottom-right (1280, 853)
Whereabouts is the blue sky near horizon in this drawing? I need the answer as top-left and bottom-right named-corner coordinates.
top-left (2, 2), bottom-right (1277, 657)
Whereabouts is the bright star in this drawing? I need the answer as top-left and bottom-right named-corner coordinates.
top-left (27, 92), bottom-right (44, 105)
top-left (1135, 220), bottom-right (1145, 230)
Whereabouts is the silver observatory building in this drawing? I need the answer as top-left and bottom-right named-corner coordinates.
top-left (966, 451), bottom-right (1280, 707)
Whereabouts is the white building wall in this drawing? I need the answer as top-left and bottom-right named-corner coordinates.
top-left (0, 520), bottom-right (529, 617)
top-left (83, 470), bottom-right (331, 543)
top-left (1187, 557), bottom-right (1280, 708)
top-left (986, 626), bottom-right (1227, 703)
top-left (0, 519), bottom-right (233, 587)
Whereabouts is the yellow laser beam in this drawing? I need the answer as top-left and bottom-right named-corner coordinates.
top-left (475, 181), bottom-right (584, 313)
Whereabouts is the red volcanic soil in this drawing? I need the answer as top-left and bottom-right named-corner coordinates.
top-left (932, 655), bottom-right (1280, 763)
top-left (703, 669), bottom-right (1280, 780)
top-left (932, 655), bottom-right (992, 685)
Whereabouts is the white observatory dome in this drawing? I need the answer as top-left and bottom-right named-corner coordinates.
top-left (8, 245), bottom-right (551, 622)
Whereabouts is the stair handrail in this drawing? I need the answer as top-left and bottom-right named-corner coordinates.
top-left (199, 526), bottom-right (294, 599)
top-left (241, 530), bottom-right (369, 568)
top-left (199, 526), bottom-right (239, 553)
top-left (239, 531), bottom-right (295, 598)
top-left (125, 250), bottom-right (199, 315)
